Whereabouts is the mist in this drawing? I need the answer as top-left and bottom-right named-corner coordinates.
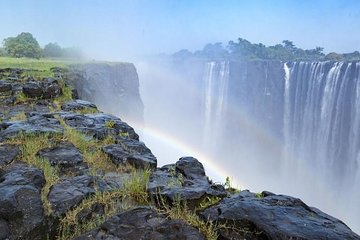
top-left (2, 0), bottom-right (360, 235)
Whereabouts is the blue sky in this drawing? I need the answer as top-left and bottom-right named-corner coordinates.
top-left (1, 0), bottom-right (360, 60)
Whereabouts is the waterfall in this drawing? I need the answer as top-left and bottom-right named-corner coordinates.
top-left (202, 61), bottom-right (229, 150)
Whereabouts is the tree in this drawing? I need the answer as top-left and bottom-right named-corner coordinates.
top-left (43, 42), bottom-right (63, 57)
top-left (3, 32), bottom-right (42, 58)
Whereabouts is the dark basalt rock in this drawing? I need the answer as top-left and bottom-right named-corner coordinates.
top-left (48, 175), bottom-right (96, 217)
top-left (37, 142), bottom-right (88, 176)
top-left (102, 140), bottom-right (157, 169)
top-left (0, 114), bottom-right (63, 142)
top-left (0, 144), bottom-right (20, 166)
top-left (60, 112), bottom-right (139, 140)
top-left (61, 100), bottom-right (98, 112)
top-left (148, 157), bottom-right (226, 206)
top-left (42, 78), bottom-right (62, 99)
top-left (22, 78), bottom-right (61, 99)
top-left (199, 190), bottom-right (360, 240)
top-left (0, 80), bottom-right (12, 92)
top-left (75, 206), bottom-right (205, 240)
top-left (22, 81), bottom-right (43, 98)
top-left (0, 164), bottom-right (46, 240)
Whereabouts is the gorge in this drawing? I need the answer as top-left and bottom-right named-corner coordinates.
top-left (1, 61), bottom-right (359, 239)
top-left (135, 59), bottom-right (360, 233)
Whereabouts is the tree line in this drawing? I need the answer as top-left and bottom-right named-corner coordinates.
top-left (0, 32), bottom-right (83, 59)
top-left (173, 38), bottom-right (360, 61)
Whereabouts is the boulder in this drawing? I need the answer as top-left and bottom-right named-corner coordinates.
top-left (22, 79), bottom-right (61, 99)
top-left (75, 206), bottom-right (205, 240)
top-left (102, 141), bottom-right (157, 169)
top-left (48, 175), bottom-right (96, 216)
top-left (0, 164), bottom-right (46, 240)
top-left (0, 144), bottom-right (20, 166)
top-left (148, 157), bottom-right (226, 206)
top-left (37, 142), bottom-right (87, 176)
top-left (22, 81), bottom-right (43, 98)
top-left (199, 190), bottom-right (360, 240)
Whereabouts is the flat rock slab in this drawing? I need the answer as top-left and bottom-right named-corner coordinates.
top-left (48, 175), bottom-right (96, 217)
top-left (60, 112), bottom-right (139, 140)
top-left (0, 164), bottom-right (46, 240)
top-left (0, 114), bottom-right (64, 142)
top-left (102, 141), bottom-right (157, 169)
top-left (0, 144), bottom-right (20, 166)
top-left (61, 100), bottom-right (98, 112)
top-left (199, 190), bottom-right (360, 240)
top-left (75, 206), bottom-right (205, 240)
top-left (148, 157), bottom-right (226, 205)
top-left (37, 142), bottom-right (87, 176)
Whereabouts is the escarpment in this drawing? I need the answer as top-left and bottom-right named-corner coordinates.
top-left (0, 65), bottom-right (359, 240)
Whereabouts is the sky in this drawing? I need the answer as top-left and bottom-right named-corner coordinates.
top-left (1, 0), bottom-right (360, 60)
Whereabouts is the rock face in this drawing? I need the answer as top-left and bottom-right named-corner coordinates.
top-left (199, 190), bottom-right (360, 240)
top-left (75, 206), bottom-right (205, 240)
top-left (70, 63), bottom-right (144, 124)
top-left (148, 157), bottom-right (226, 206)
top-left (0, 164), bottom-right (46, 240)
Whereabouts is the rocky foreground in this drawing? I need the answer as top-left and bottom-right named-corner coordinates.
top-left (0, 67), bottom-right (359, 239)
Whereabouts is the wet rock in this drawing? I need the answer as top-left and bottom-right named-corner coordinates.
top-left (37, 142), bottom-right (87, 176)
top-left (0, 114), bottom-right (63, 142)
top-left (0, 164), bottom-right (46, 240)
top-left (42, 78), bottom-right (61, 99)
top-left (0, 80), bottom-right (12, 92)
top-left (0, 219), bottom-right (10, 240)
top-left (60, 112), bottom-right (138, 140)
top-left (61, 100), bottom-right (98, 112)
top-left (148, 157), bottom-right (226, 206)
top-left (0, 144), bottom-right (20, 166)
top-left (102, 143), bottom-right (157, 169)
top-left (199, 190), bottom-right (360, 240)
top-left (96, 172), bottom-right (131, 192)
top-left (75, 206), bottom-right (205, 240)
top-left (22, 79), bottom-right (61, 99)
top-left (48, 175), bottom-right (96, 216)
top-left (22, 81), bottom-right (43, 98)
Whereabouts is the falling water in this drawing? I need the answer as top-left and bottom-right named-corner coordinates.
top-left (202, 61), bottom-right (229, 150)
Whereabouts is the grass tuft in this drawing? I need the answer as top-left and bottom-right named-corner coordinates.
top-left (5, 132), bottom-right (62, 214)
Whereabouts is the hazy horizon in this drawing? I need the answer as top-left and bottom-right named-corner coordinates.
top-left (1, 0), bottom-right (360, 61)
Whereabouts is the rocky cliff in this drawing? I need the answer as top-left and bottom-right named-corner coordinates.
top-left (69, 63), bottom-right (144, 124)
top-left (0, 65), bottom-right (359, 240)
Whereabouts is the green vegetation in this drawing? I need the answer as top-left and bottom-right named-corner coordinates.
top-left (255, 192), bottom-right (264, 199)
top-left (1, 32), bottom-right (83, 59)
top-left (3, 32), bottom-right (42, 59)
top-left (174, 37), bottom-right (360, 61)
top-left (105, 120), bottom-right (116, 129)
top-left (9, 112), bottom-right (27, 121)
